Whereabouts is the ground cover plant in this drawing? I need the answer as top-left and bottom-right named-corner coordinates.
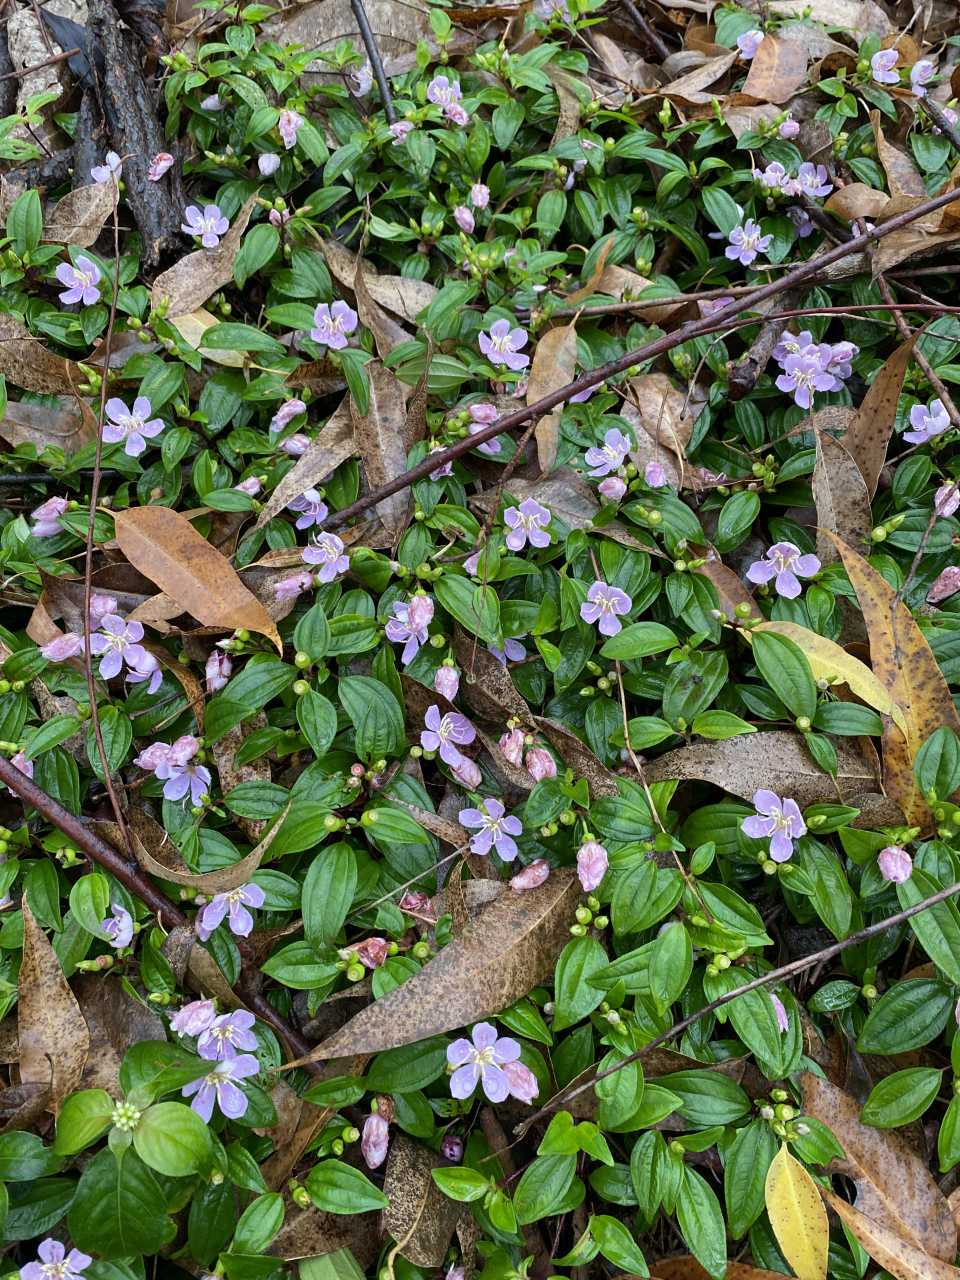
top-left (4, 0), bottom-right (960, 1278)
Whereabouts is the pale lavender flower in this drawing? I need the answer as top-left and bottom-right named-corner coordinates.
top-left (599, 476), bottom-right (627, 502)
top-left (200, 93), bottom-right (224, 111)
top-left (471, 183), bottom-right (490, 209)
top-left (934, 107), bottom-right (959, 135)
top-left (155, 734), bottom-right (212, 807)
top-left (585, 427), bottom-right (632, 477)
top-left (352, 60), bottom-right (374, 95)
top-left (445, 101), bottom-right (470, 127)
top-left (726, 219), bottom-right (773, 267)
top-left (362, 1112), bottom-right (389, 1168)
top-left (258, 153), bottom-right (281, 176)
top-left (41, 633), bottom-right (84, 662)
top-left (390, 121), bottom-right (414, 145)
top-left (450, 755), bottom-right (482, 789)
top-left (5, 751), bottom-right (32, 799)
top-left (794, 162), bottom-right (833, 198)
top-left (31, 495), bottom-right (69, 537)
top-left (468, 402), bottom-right (501, 454)
top-left (533, 0), bottom-right (570, 18)
top-left (564, 158), bottom-right (586, 189)
top-left (504, 498), bottom-right (551, 550)
top-left (742, 789), bottom-right (806, 861)
top-left (824, 340), bottom-right (859, 388)
top-left (269, 208), bottom-right (290, 227)
top-left (454, 206), bottom-right (475, 233)
top-left (909, 60), bottom-right (934, 95)
top-left (280, 433), bottom-right (310, 455)
top-left (500, 727), bottom-right (525, 765)
top-left (56, 256), bottom-right (102, 306)
top-left (270, 399), bottom-right (306, 432)
top-left (182, 1053), bottom-right (259, 1122)
top-left (235, 476), bottom-right (261, 497)
top-left (429, 444), bottom-right (454, 480)
top-left (90, 152), bottom-right (121, 184)
top-left (458, 797), bottom-right (522, 860)
top-left (788, 207), bottom-right (814, 239)
top-left (386, 594), bottom-right (434, 664)
top-left (102, 904), bottom-right (134, 948)
top-left (905, 398), bottom-right (950, 444)
top-left (169, 999), bottom-right (217, 1036)
top-left (287, 488), bottom-right (328, 530)
top-left (205, 650), bottom-right (232, 693)
top-left (125, 647), bottom-right (162, 695)
top-left (928, 565), bottom-right (960, 601)
top-left (103, 396), bottom-right (164, 457)
top-left (581, 582), bottom-right (631, 636)
top-left (197, 1009), bottom-right (257, 1060)
top-left (274, 571), bottom-right (315, 601)
top-left (701, 296), bottom-right (735, 314)
top-left (577, 840), bottom-right (608, 891)
top-left (427, 74), bottom-right (462, 107)
top-left (197, 883), bottom-right (265, 941)
top-left (302, 531), bottom-right (350, 581)
top-left (775, 354), bottom-right (835, 409)
top-left (644, 461), bottom-right (667, 488)
top-left (772, 330), bottom-right (818, 366)
top-left (278, 109), bottom-right (304, 149)
top-left (441, 1135), bottom-right (463, 1161)
top-left (422, 705), bottom-right (475, 767)
top-left (778, 117), bottom-right (799, 139)
top-left (502, 1060), bottom-right (538, 1102)
top-left (447, 1022), bottom-right (521, 1101)
top-left (770, 993), bottom-right (789, 1033)
top-left (936, 485), bottom-right (960, 518)
top-left (21, 1241), bottom-right (91, 1280)
top-left (148, 152), bottom-right (175, 181)
top-left (756, 161), bottom-right (788, 191)
top-left (510, 859), bottom-right (550, 891)
top-left (489, 636), bottom-right (527, 664)
top-left (570, 380), bottom-right (603, 403)
top-left (872, 49), bottom-right (899, 84)
top-left (746, 540), bottom-right (820, 598)
top-left (89, 613), bottom-right (149, 681)
top-left (479, 318), bottom-right (529, 370)
top-left (182, 204), bottom-right (229, 248)
top-left (311, 300), bottom-right (357, 350)
top-left (463, 549), bottom-right (482, 575)
top-left (878, 845), bottom-right (913, 883)
top-left (737, 29), bottom-right (763, 58)
top-left (90, 596), bottom-right (118, 628)
top-left (525, 747), bottom-right (556, 782)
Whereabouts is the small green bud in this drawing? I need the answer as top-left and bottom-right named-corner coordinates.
top-left (294, 651), bottom-right (312, 668)
top-left (292, 679), bottom-right (310, 695)
top-left (862, 984), bottom-right (878, 1000)
top-left (346, 964), bottom-right (366, 982)
top-left (413, 940), bottom-right (431, 960)
top-left (569, 923), bottom-right (588, 937)
top-left (576, 906), bottom-right (593, 925)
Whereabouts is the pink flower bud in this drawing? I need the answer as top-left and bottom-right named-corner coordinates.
top-left (454, 205), bottom-right (475, 233)
top-left (406, 593), bottom-right (435, 632)
top-left (148, 152), bottom-right (175, 181)
top-left (878, 845), bottom-right (913, 883)
top-left (769, 992), bottom-right (789, 1033)
top-left (525, 747), bottom-right (557, 782)
top-left (576, 841), bottom-right (608, 892)
top-left (450, 756), bottom-right (482, 790)
top-left (134, 742), bottom-right (172, 771)
top-left (167, 734), bottom-right (200, 766)
top-left (258, 152), bottom-right (281, 176)
top-left (434, 664), bottom-right (460, 700)
top-left (354, 937), bottom-right (389, 968)
top-left (502, 1059), bottom-right (539, 1103)
top-left (644, 461), bottom-right (667, 488)
top-left (441, 1135), bottom-right (463, 1161)
top-left (361, 1112), bottom-right (389, 1168)
top-left (169, 998), bottom-right (217, 1036)
top-left (598, 476), bottom-right (627, 502)
top-left (928, 566), bottom-right (960, 603)
top-left (399, 890), bottom-right (437, 921)
top-left (500, 727), bottom-right (525, 766)
top-left (205, 650), bottom-right (232, 693)
top-left (40, 632), bottom-right (84, 662)
top-left (509, 859), bottom-right (550, 892)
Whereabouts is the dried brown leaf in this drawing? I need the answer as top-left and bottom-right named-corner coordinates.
top-left (841, 327), bottom-right (924, 497)
top-left (0, 399), bottom-right (96, 459)
top-left (625, 372), bottom-right (697, 478)
top-left (213, 710), bottom-right (273, 842)
top-left (447, 860), bottom-right (469, 940)
top-left (531, 715), bottom-right (620, 799)
top-left (391, 799), bottom-right (468, 849)
top-left (261, 1058), bottom-right (370, 1190)
top-left (355, 256), bottom-right (409, 359)
top-left (281, 356), bottom-right (347, 395)
top-left (696, 550), bottom-right (764, 622)
top-left (113, 504), bottom-right (282, 651)
top-left (452, 625), bottom-right (529, 722)
top-left (18, 901), bottom-right (89, 1114)
top-left (565, 232), bottom-right (616, 306)
top-left (871, 111), bottom-right (926, 197)
top-left (0, 313), bottom-right (82, 396)
top-left (254, 1078), bottom-right (303, 1146)
top-left (124, 801), bottom-right (286, 892)
top-left (763, 0), bottom-right (895, 34)
top-left (823, 1189), bottom-right (958, 1280)
top-left (662, 46), bottom-right (738, 102)
top-left (652, 1258), bottom-right (791, 1280)
top-left (352, 360), bottom-right (413, 540)
top-left (319, 237), bottom-right (437, 321)
top-left (475, 725), bottom-right (536, 805)
top-left (255, 398), bottom-right (355, 531)
top-left (525, 321), bottom-right (580, 475)
top-left (824, 183), bottom-right (890, 223)
top-left (42, 182), bottom-right (116, 247)
top-left (168, 309), bottom-right (247, 367)
top-left (151, 194), bottom-right (258, 317)
top-left (73, 973), bottom-right (165, 1099)
top-left (812, 427), bottom-right (873, 565)
top-left (740, 34), bottom-right (807, 101)
top-left (267, 1190), bottom-right (377, 1261)
top-left (284, 868), bottom-right (581, 1066)
top-left (384, 1134), bottom-right (463, 1267)
top-left (545, 64), bottom-right (582, 148)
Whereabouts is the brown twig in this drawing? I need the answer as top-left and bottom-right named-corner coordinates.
top-left (618, 0), bottom-right (670, 61)
top-left (0, 45), bottom-right (79, 81)
top-left (726, 290), bottom-right (798, 402)
top-left (349, 0), bottom-right (396, 125)
top-left (919, 97), bottom-right (960, 155)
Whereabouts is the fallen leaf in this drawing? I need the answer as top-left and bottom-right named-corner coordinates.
top-left (0, 312), bottom-right (82, 395)
top-left (812, 427), bottom-right (874, 565)
top-left (593, 266), bottom-right (686, 323)
top-left (391, 800), bottom-right (468, 850)
top-left (403, 337), bottom-right (433, 453)
top-left (319, 237), bottom-right (437, 321)
top-left (525, 322), bottom-right (580, 475)
top-left (282, 356), bottom-right (347, 395)
top-left (113, 505), bottom-right (282, 652)
top-left (18, 901), bottom-right (89, 1114)
top-left (355, 256), bottom-right (408, 359)
top-left (644, 730), bottom-right (878, 807)
top-left (823, 1189), bottom-right (959, 1280)
top-left (531, 715), bottom-right (620, 799)
top-left (741, 35), bottom-right (808, 101)
top-left (870, 111), bottom-right (926, 198)
top-left (72, 973), bottom-right (165, 1099)
top-left (0, 1080), bottom-right (53, 1133)
top-left (841, 327), bottom-right (924, 497)
top-left (283, 868), bottom-right (581, 1066)
top-left (824, 183), bottom-right (890, 223)
top-left (724, 103), bottom-right (782, 139)
top-left (159, 921), bottom-right (245, 1010)
top-left (545, 64), bottom-right (582, 148)
top-left (697, 552), bottom-right (764, 622)
top-left (213, 710), bottom-right (273, 843)
top-left (452, 625), bottom-right (530, 722)
top-left (626, 372), bottom-right (698, 477)
top-left (144, 640), bottom-right (206, 735)
top-left (267, 1189), bottom-right (377, 1260)
top-left (472, 469), bottom-right (647, 551)
top-left (151, 193), bottom-right (258, 317)
top-left (661, 47), bottom-right (738, 103)
top-left (765, 0), bottom-right (894, 33)
top-left (255, 397), bottom-right (355, 531)
top-left (352, 360), bottom-right (413, 541)
top-left (879, 31), bottom-right (919, 67)
top-left (475, 726), bottom-right (536, 805)
top-left (565, 232), bottom-right (615, 306)
top-left (261, 1059), bottom-right (371, 1191)
top-left (0, 399), bottom-right (96, 459)
top-left (124, 801), bottom-right (286, 892)
top-left (764, 1146), bottom-right (828, 1280)
top-left (168, 308), bottom-right (247, 366)
top-left (42, 181), bottom-right (116, 247)
top-left (652, 1259), bottom-right (795, 1280)
top-left (384, 1133), bottom-right (466, 1266)
top-left (254, 1077), bottom-right (303, 1147)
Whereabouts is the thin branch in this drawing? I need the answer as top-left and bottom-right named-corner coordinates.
top-left (349, 0), bottom-right (396, 125)
top-left (0, 46), bottom-right (79, 81)
top-left (919, 97), bottom-right (960, 155)
top-left (618, 0), bottom-right (670, 61)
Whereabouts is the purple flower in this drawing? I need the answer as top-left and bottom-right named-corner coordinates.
top-left (351, 60), bottom-right (373, 95)
top-left (386, 595), bottom-right (435, 663)
top-left (585, 427), bottom-right (632, 477)
top-left (354, 937), bottom-right (389, 968)
top-left (737, 28), bottom-right (763, 58)
top-left (489, 635), bottom-right (527, 664)
top-left (577, 840), bottom-right (608, 891)
top-left (427, 74), bottom-right (462, 107)
top-left (787, 207), bottom-right (814, 239)
top-left (936, 484), bottom-right (960, 518)
top-left (135, 741), bottom-right (173, 772)
top-left (570, 380), bottom-right (603, 403)
top-left (21, 1241), bottom-right (91, 1280)
top-left (429, 444), bottom-right (454, 480)
top-left (182, 1053), bottom-right (259, 1122)
top-left (878, 845), bottom-right (913, 883)
top-left (741, 789), bottom-right (806, 861)
top-left (435, 664), bottom-right (459, 700)
top-left (510, 859), bottom-right (550, 892)
top-left (422, 705), bottom-right (475, 767)
top-left (469, 413), bottom-right (501, 455)
top-left (775, 354), bottom-right (836, 409)
top-left (910, 60), bottom-right (933, 95)
top-left (702, 296), bottom-right (735, 314)
top-left (581, 582), bottom-right (631, 636)
top-left (504, 498), bottom-right (551, 551)
top-left (454, 206), bottom-right (475, 233)
top-left (872, 49), bottom-right (899, 84)
top-left (200, 93), bottom-right (224, 110)
top-left (746, 541), bottom-right (820, 598)
top-left (302, 531), bottom-right (350, 581)
top-left (447, 1022), bottom-right (521, 1102)
top-left (458, 797), bottom-right (522, 861)
top-left (824, 340), bottom-right (859, 388)
top-left (726, 219), bottom-right (773, 267)
top-left (450, 755), bottom-right (482, 789)
top-left (463, 549), bottom-right (482, 575)
top-left (441, 1135), bottom-right (463, 1162)
top-left (5, 752), bottom-right (32, 799)
top-left (311, 300), bottom-right (357, 350)
top-left (471, 183), bottom-right (490, 209)
top-left (280, 433), bottom-right (310, 455)
top-left (274, 571), bottom-right (315, 601)
top-left (155, 734), bottom-right (212, 806)
top-left (90, 596), bottom-right (117, 628)
top-left (196, 882), bottom-right (266, 941)
top-left (197, 1009), bottom-right (258, 1060)
top-left (206, 650), bottom-right (232, 693)
top-left (90, 152), bottom-right (121, 184)
top-left (599, 476), bottom-right (627, 502)
top-left (89, 613), bottom-right (148, 681)
top-left (644, 461), bottom-right (667, 489)
top-left (770, 993), bottom-right (789, 1033)
top-left (270, 399), bottom-right (306, 432)
top-left (362, 1112), bottom-right (389, 1168)
top-left (258, 152), bottom-right (281, 175)
top-left (479, 318), bottom-right (529, 370)
top-left (31, 495), bottom-right (69, 537)
top-left (278, 109), bottom-right (304, 149)
top-left (148, 152), bottom-right (174, 181)
top-left (103, 904), bottom-right (134, 948)
top-left (182, 204), bottom-right (229, 248)
top-left (445, 102), bottom-right (470, 127)
top-left (773, 330), bottom-right (817, 366)
top-left (41, 633), bottom-right (83, 662)
top-left (756, 161), bottom-right (788, 191)
top-left (125, 647), bottom-right (163, 695)
top-left (269, 208), bottom-right (290, 228)
top-left (905, 398), bottom-right (950, 444)
top-left (169, 998), bottom-right (217, 1036)
top-left (103, 395), bottom-right (164, 457)
top-left (390, 121), bottom-right (414, 145)
top-left (287, 488), bottom-right (328, 529)
top-left (56, 256), bottom-right (102, 307)
top-left (793, 162), bottom-right (833, 198)
top-left (778, 117), bottom-right (799, 138)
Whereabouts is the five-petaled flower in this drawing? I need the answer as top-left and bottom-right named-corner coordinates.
top-left (386, 594), bottom-right (435, 664)
top-left (581, 582), bottom-right (631, 636)
top-left (197, 882), bottom-right (266, 940)
top-left (302, 532), bottom-right (350, 581)
top-left (56, 256), bottom-right (102, 307)
top-left (198, 1009), bottom-right (258, 1060)
top-left (872, 49), bottom-right (899, 84)
top-left (90, 613), bottom-right (151, 683)
top-left (585, 427), bottom-right (632, 477)
top-left (458, 797), bottom-right (522, 861)
top-left (775, 354), bottom-right (835, 409)
top-left (447, 1022), bottom-right (522, 1102)
top-left (746, 541), bottom-right (820, 598)
top-left (22, 1240), bottom-right (92, 1280)
top-left (741, 789), bottom-right (806, 861)
top-left (154, 735), bottom-right (212, 807)
top-left (737, 29), bottom-right (763, 58)
top-left (103, 395), bottom-right (164, 457)
top-left (182, 204), bottom-right (229, 248)
top-left (311, 300), bottom-right (358, 350)
top-left (91, 152), bottom-right (122, 184)
top-left (287, 488), bottom-right (328, 530)
top-left (182, 1053), bottom-right (259, 1122)
top-left (905, 398), bottom-right (951, 444)
top-left (421, 705), bottom-right (476, 767)
top-left (102, 904), bottom-right (134, 948)
top-left (726, 219), bottom-right (773, 267)
top-left (504, 498), bottom-right (551, 551)
top-left (479, 318), bottom-right (530, 370)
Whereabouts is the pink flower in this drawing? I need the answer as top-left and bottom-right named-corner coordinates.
top-left (463, 550), bottom-right (482, 575)
top-left (422, 705), bottom-right (475, 767)
top-left (40, 632), bottom-right (84, 662)
top-left (746, 541), bottom-right (820, 599)
top-left (103, 904), bottom-right (133, 948)
top-left (441, 1135), bottom-right (463, 1161)
top-left (155, 734), bottom-right (211, 806)
top-left (450, 755), bottom-right (482, 789)
top-left (269, 399), bottom-right (306, 432)
top-left (169, 998), bottom-right (217, 1036)
top-left (386, 594), bottom-right (434, 664)
top-left (906, 398), bottom-right (950, 444)
top-left (205, 650), bottom-right (232, 693)
top-left (510, 859), bottom-right (550, 891)
top-left (576, 840), bottom-right (608, 891)
top-left (278, 109), bottom-right (304, 149)
top-left (90, 595), bottom-right (117, 628)
top-left (737, 28), bottom-right (763, 58)
top-left (585, 427), bottom-right (631, 477)
top-left (928, 566), bottom-right (960, 602)
top-left (525, 747), bottom-right (556, 782)
top-left (872, 49), bottom-right (899, 84)
top-left (200, 93), bottom-right (224, 110)
top-left (287, 488), bottom-right (328, 530)
top-left (468, 409), bottom-right (501, 454)
top-left (198, 1009), bottom-right (257, 1060)
top-left (274, 572), bottom-right (314, 601)
top-left (258, 152), bottom-right (280, 175)
top-left (726, 219), bottom-right (773, 267)
top-left (400, 890), bottom-right (437, 921)
top-left (311, 300), bottom-right (357, 350)
top-left (56, 256), bottom-right (102, 306)
top-left (823, 340), bottom-right (858, 389)
top-left (454, 206), bottom-right (475, 233)
top-left (354, 937), bottom-right (389, 968)
top-left (148, 152), bottom-right (174, 181)
top-left (89, 612), bottom-right (149, 681)
top-left (644, 461), bottom-right (667, 488)
top-left (581, 582), bottom-right (631, 636)
top-left (878, 845), bottom-right (913, 883)
top-left (471, 183), bottom-right (490, 209)
top-left (702, 296), bottom-right (735, 314)
top-left (742, 789), bottom-right (806, 861)
top-left (936, 485), bottom-right (960, 518)
top-left (197, 882), bottom-right (266, 940)
top-left (362, 1112), bottom-right (389, 1168)
top-left (21, 1240), bottom-right (91, 1280)
top-left (31, 495), bottom-right (69, 537)
top-left (269, 209), bottom-right (290, 227)
top-left (351, 60), bottom-right (373, 94)
top-left (599, 476), bottom-right (627, 502)
top-left (447, 1022), bottom-right (521, 1102)
top-left (429, 444), bottom-right (454, 480)
top-left (444, 101), bottom-right (470, 127)
top-left (182, 204), bottom-right (229, 248)
top-left (770, 993), bottom-right (789, 1033)
top-left (280, 433), bottom-right (310, 455)
top-left (934, 108), bottom-right (959, 135)
top-left (504, 498), bottom-right (551, 550)
top-left (103, 395), bottom-right (164, 457)
top-left (182, 1053), bottom-right (259, 1122)
top-left (775, 354), bottom-right (836, 409)
top-left (302, 532), bottom-right (349, 581)
top-left (459, 797), bottom-right (522, 860)
top-left (479, 318), bottom-right (529, 371)
top-left (500, 728), bottom-right (525, 765)
top-left (5, 751), bottom-right (33, 799)
top-left (390, 121), bottom-right (414, 145)
top-left (234, 476), bottom-right (261, 497)
top-left (434, 664), bottom-right (460, 700)
top-left (134, 741), bottom-right (172, 772)
top-left (125, 647), bottom-right (162, 695)
top-left (90, 152), bottom-right (121, 184)
top-left (502, 1059), bottom-right (539, 1103)
top-left (778, 117), bottom-right (799, 139)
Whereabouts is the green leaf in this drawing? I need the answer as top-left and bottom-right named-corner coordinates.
top-left (69, 874), bottom-right (112, 940)
top-left (690, 711), bottom-right (756, 740)
top-left (9, 188), bottom-right (42, 256)
top-left (715, 490), bottom-right (760, 555)
top-left (677, 1168), bottom-right (727, 1280)
top-left (53, 1089), bottom-right (114, 1156)
top-left (132, 1101), bottom-right (213, 1177)
top-left (24, 857), bottom-right (62, 931)
top-left (896, 866), bottom-right (960, 986)
top-left (861, 1067), bottom-right (943, 1128)
top-left (366, 1038), bottom-right (450, 1092)
top-left (305, 1160), bottom-right (390, 1213)
top-left (431, 1167), bottom-right (490, 1202)
top-left (87, 705), bottom-right (132, 784)
top-left (592, 1214), bottom-right (649, 1275)
top-left (914, 726), bottom-right (960, 800)
top-left (24, 714), bottom-right (83, 760)
top-left (657, 1071), bottom-right (751, 1126)
top-left (232, 1191), bottom-right (284, 1253)
top-left (857, 978), bottom-right (954, 1053)
top-left (599, 622), bottom-right (678, 660)
top-left (724, 1119), bottom-right (777, 1239)
top-left (514, 1153), bottom-right (577, 1225)
top-left (434, 574), bottom-right (501, 644)
top-left (553, 936), bottom-right (608, 1030)
top-left (648, 922), bottom-right (692, 1016)
top-left (302, 841), bottom-right (357, 948)
top-left (751, 631), bottom-right (817, 720)
top-left (68, 1149), bottom-right (173, 1259)
top-left (338, 675), bottom-right (405, 762)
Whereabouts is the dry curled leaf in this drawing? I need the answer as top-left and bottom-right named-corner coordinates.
top-left (319, 236), bottom-right (437, 321)
top-left (0, 312), bottom-right (82, 395)
top-left (531, 715), bottom-right (620, 799)
top-left (662, 46), bottom-right (738, 103)
top-left (564, 232), bottom-right (615, 306)
top-left (255, 397), bottom-right (355, 531)
top-left (545, 63), bottom-right (582, 149)
top-left (812, 427), bottom-right (874, 565)
top-left (0, 399), bottom-right (96, 459)
top-left (824, 183), bottom-right (890, 223)
top-left (525, 321), bottom-right (579, 476)
top-left (823, 1189), bottom-right (958, 1280)
top-left (113, 504), bottom-right (282, 652)
top-left (131, 801), bottom-right (286, 892)
top-left (42, 181), bottom-right (116, 247)
top-left (151, 193), bottom-right (258, 317)
top-left (764, 1146), bottom-right (828, 1280)
top-left (740, 35), bottom-right (808, 101)
top-left (352, 360), bottom-right (413, 540)
top-left (841, 327), bottom-right (924, 497)
top-left (383, 1134), bottom-right (463, 1267)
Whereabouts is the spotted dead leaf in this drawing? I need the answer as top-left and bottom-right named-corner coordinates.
top-left (652, 1259), bottom-right (799, 1280)
top-left (741, 35), bottom-right (808, 101)
top-left (475, 725), bottom-right (536, 806)
top-left (662, 47), bottom-right (738, 103)
top-left (390, 799), bottom-right (468, 850)
top-left (0, 399), bottom-right (96, 459)
top-left (18, 901), bottom-right (89, 1114)
top-left (284, 868), bottom-right (581, 1066)
top-left (319, 236), bottom-right (437, 322)
top-left (72, 973), bottom-right (165, 1099)
top-left (0, 312), bottom-right (82, 396)
top-left (593, 265), bottom-right (685, 324)
top-left (626, 372), bottom-right (699, 478)
top-left (352, 360), bottom-right (413, 540)
top-left (384, 1134), bottom-right (463, 1266)
top-left (841, 326), bottom-right (924, 497)
top-left (255, 397), bottom-right (354, 531)
top-left (267, 1187), bottom-right (377, 1261)
top-left (545, 63), bottom-right (582, 148)
top-left (42, 181), bottom-right (116, 247)
top-left (765, 1145), bottom-right (828, 1280)
top-left (824, 183), bottom-right (890, 224)
top-left (870, 111), bottom-right (925, 198)
top-left (824, 1189), bottom-right (958, 1280)
top-left (812, 428), bottom-right (873, 566)
top-left (355, 256), bottom-right (408, 359)
top-left (151, 193), bottom-right (258, 317)
top-left (531, 716), bottom-right (620, 799)
top-left (696, 550), bottom-right (764, 622)
top-left (113, 505), bottom-right (282, 652)
top-left (525, 321), bottom-right (580, 476)
top-left (453, 625), bottom-right (529, 722)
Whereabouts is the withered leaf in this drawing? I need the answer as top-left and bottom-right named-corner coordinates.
top-left (355, 256), bottom-right (408, 359)
top-left (644, 730), bottom-right (877, 807)
top-left (383, 1134), bottom-right (464, 1267)
top-left (472, 469), bottom-right (646, 551)
top-left (652, 1259), bottom-right (791, 1280)
top-left (19, 901), bottom-right (89, 1113)
top-left (531, 715), bottom-right (620, 799)
top-left (824, 183), bottom-right (890, 223)
top-left (841, 327), bottom-right (924, 497)
top-left (0, 1080), bottom-right (53, 1133)
top-left (475, 725), bottom-right (535, 806)
top-left (0, 313), bottom-right (82, 396)
top-left (125, 800), bottom-right (286, 892)
top-left (871, 111), bottom-right (926, 198)
top-left (823, 1189), bottom-right (958, 1280)
top-left (525, 321), bottom-right (579, 475)
top-left (42, 181), bottom-right (116, 247)
top-left (447, 861), bottom-right (469, 941)
top-left (168, 309), bottom-right (247, 367)
top-left (697, 551), bottom-right (764, 622)
top-left (392, 799), bottom-right (467, 849)
top-left (267, 1188), bottom-right (377, 1261)
top-left (352, 360), bottom-right (413, 540)
top-left (626, 372), bottom-right (698, 472)
top-left (0, 400), bottom-right (95, 458)
top-left (254, 1077), bottom-right (303, 1147)
top-left (741, 34), bottom-right (807, 100)
top-left (284, 868), bottom-right (581, 1066)
top-left (564, 232), bottom-right (615, 307)
top-left (453, 625), bottom-right (529, 722)
top-left (319, 236), bottom-right (438, 322)
top-left (73, 973), bottom-right (165, 1099)
top-left (151, 193), bottom-right (258, 317)
top-left (545, 64), bottom-right (582, 149)
top-left (812, 428), bottom-right (874, 565)
top-left (113, 505), bottom-right (282, 652)
top-left (261, 1057), bottom-right (371, 1190)
top-left (401, 673), bottom-right (451, 729)
top-left (282, 356), bottom-right (347, 395)
top-left (662, 47), bottom-right (738, 103)
top-left (213, 710), bottom-right (273, 842)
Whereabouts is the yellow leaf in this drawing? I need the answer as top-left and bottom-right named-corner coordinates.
top-left (168, 308), bottom-right (247, 367)
top-left (764, 1145), bottom-right (829, 1280)
top-left (740, 620), bottom-right (908, 738)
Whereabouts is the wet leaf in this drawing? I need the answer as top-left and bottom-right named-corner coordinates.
top-left (151, 194), bottom-right (258, 317)
top-left (740, 35), bottom-right (807, 101)
top-left (255, 398), bottom-right (355, 530)
top-left (840, 327), bottom-right (924, 497)
top-left (453, 626), bottom-right (529, 722)
top-left (764, 1145), bottom-right (828, 1280)
top-left (383, 1133), bottom-right (463, 1266)
top-left (526, 321), bottom-right (580, 476)
top-left (352, 360), bottom-right (413, 540)
top-left (319, 238), bottom-right (438, 322)
top-left (812, 428), bottom-right (873, 567)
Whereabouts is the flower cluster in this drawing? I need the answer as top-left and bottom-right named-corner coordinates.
top-left (772, 331), bottom-right (859, 408)
top-left (40, 599), bottom-right (163, 695)
top-left (386, 593), bottom-right (435, 663)
top-left (427, 74), bottom-right (470, 126)
top-left (753, 161), bottom-right (833, 199)
top-left (134, 734), bottom-right (211, 806)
